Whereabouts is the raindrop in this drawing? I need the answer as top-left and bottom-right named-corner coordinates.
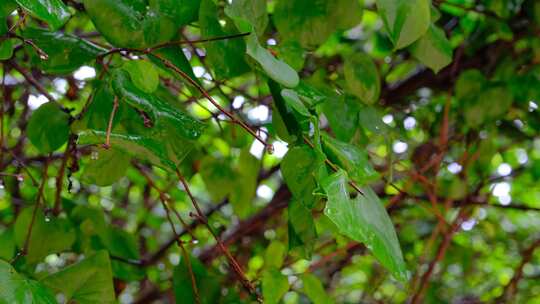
top-left (191, 239), bottom-right (199, 245)
top-left (16, 174), bottom-right (24, 182)
top-left (91, 151), bottom-right (99, 160)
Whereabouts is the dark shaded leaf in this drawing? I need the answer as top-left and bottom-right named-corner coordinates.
top-left (27, 102), bottom-right (70, 153)
top-left (199, 0), bottom-right (249, 78)
top-left (281, 146), bottom-right (321, 208)
top-left (288, 199), bottom-right (316, 259)
top-left (273, 0), bottom-right (362, 48)
top-left (173, 255), bottom-right (221, 304)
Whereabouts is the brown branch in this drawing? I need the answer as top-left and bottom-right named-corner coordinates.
top-left (199, 184), bottom-right (291, 262)
top-left (12, 159), bottom-right (49, 263)
top-left (410, 207), bottom-right (469, 304)
top-left (148, 52), bottom-right (272, 151)
top-left (8, 61), bottom-right (55, 102)
top-left (496, 238), bottom-right (540, 303)
top-left (176, 169), bottom-right (263, 302)
top-left (133, 163), bottom-right (200, 303)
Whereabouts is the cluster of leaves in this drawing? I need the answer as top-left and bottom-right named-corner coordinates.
top-left (1, 0), bottom-right (540, 303)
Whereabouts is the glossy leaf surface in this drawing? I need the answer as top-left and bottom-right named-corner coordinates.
top-left (321, 171), bottom-right (408, 281)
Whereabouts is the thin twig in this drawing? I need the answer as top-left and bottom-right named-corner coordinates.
top-left (148, 52), bottom-right (271, 151)
top-left (176, 169), bottom-right (263, 303)
top-left (134, 163), bottom-right (200, 303)
top-left (495, 238), bottom-right (540, 303)
top-left (9, 61), bottom-right (55, 102)
top-left (410, 207), bottom-right (469, 304)
top-left (12, 159), bottom-right (49, 263)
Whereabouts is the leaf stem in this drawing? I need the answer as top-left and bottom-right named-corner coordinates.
top-left (103, 96), bottom-right (119, 149)
top-left (303, 136), bottom-right (364, 195)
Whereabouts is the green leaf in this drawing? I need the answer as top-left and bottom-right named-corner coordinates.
top-left (82, 147), bottom-right (131, 186)
top-left (79, 84), bottom-right (118, 131)
top-left (150, 45), bottom-right (200, 89)
top-left (0, 0), bottom-right (16, 35)
top-left (264, 241), bottom-right (287, 269)
top-left (14, 207), bottom-right (76, 264)
top-left (22, 27), bottom-right (106, 74)
top-left (410, 24), bottom-right (453, 73)
top-left (230, 149), bottom-right (259, 218)
top-left (321, 171), bottom-right (408, 281)
top-left (0, 260), bottom-right (56, 304)
top-left (42, 251), bottom-right (115, 304)
top-left (276, 40), bottom-right (306, 71)
top-left (344, 53), bottom-right (381, 104)
top-left (173, 255), bottom-right (221, 304)
top-left (281, 89), bottom-right (310, 117)
top-left (320, 93), bottom-right (360, 142)
top-left (83, 0), bottom-right (177, 48)
top-left (225, 6), bottom-right (299, 88)
top-left (199, 0), bottom-right (249, 79)
top-left (288, 199), bottom-right (317, 259)
top-left (225, 0), bottom-right (268, 37)
top-left (199, 156), bottom-right (236, 202)
top-left (83, 0), bottom-right (145, 48)
top-left (269, 80), bottom-right (302, 142)
top-left (0, 38), bottom-right (16, 60)
top-left (77, 129), bottom-right (176, 171)
top-left (0, 228), bottom-right (16, 261)
top-left (301, 273), bottom-right (334, 304)
top-left (321, 133), bottom-right (378, 185)
top-left (111, 69), bottom-right (206, 140)
top-left (262, 268), bottom-right (289, 304)
top-left (455, 69), bottom-right (486, 100)
top-left (123, 60), bottom-right (160, 93)
top-left (281, 146), bottom-right (321, 208)
top-left (464, 86), bottom-right (513, 128)
top-left (375, 0), bottom-right (430, 49)
top-left (15, 0), bottom-right (70, 30)
top-left (245, 31), bottom-right (299, 88)
top-left (27, 102), bottom-right (70, 153)
top-left (150, 0), bottom-right (201, 27)
top-left (273, 0), bottom-right (362, 48)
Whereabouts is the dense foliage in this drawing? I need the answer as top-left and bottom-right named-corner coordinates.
top-left (1, 0), bottom-right (540, 303)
